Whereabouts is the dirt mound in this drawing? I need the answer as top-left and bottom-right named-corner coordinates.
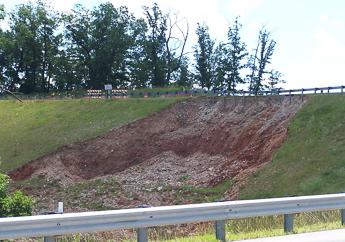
top-left (10, 96), bottom-right (304, 194)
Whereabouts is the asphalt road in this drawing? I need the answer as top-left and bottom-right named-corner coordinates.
top-left (237, 229), bottom-right (345, 242)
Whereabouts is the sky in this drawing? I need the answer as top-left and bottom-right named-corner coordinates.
top-left (2, 0), bottom-right (345, 89)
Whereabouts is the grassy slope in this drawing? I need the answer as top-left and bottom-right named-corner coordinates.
top-left (240, 94), bottom-right (345, 199)
top-left (4, 94), bottom-right (345, 241)
top-left (172, 95), bottom-right (345, 241)
top-left (0, 98), bottom-right (182, 172)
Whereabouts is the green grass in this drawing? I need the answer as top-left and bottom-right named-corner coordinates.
top-left (62, 94), bottom-right (345, 241)
top-left (0, 98), bottom-right (183, 172)
top-left (162, 180), bottom-right (233, 204)
top-left (58, 211), bottom-right (343, 241)
top-left (6, 94), bottom-right (345, 241)
top-left (163, 94), bottom-right (345, 241)
top-left (227, 211), bottom-right (342, 240)
top-left (240, 94), bottom-right (345, 199)
top-left (144, 211), bottom-right (343, 241)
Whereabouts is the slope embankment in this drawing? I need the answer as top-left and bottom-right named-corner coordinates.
top-left (10, 96), bottom-right (305, 203)
top-left (0, 98), bottom-right (181, 172)
top-left (240, 94), bottom-right (345, 199)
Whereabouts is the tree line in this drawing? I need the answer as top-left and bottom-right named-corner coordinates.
top-left (0, 1), bottom-right (284, 94)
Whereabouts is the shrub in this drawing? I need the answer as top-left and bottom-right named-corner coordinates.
top-left (0, 173), bottom-right (33, 217)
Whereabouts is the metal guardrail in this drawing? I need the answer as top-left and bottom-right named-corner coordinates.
top-left (85, 85), bottom-right (345, 99)
top-left (278, 85), bottom-right (345, 94)
top-left (1, 193), bottom-right (345, 241)
top-left (218, 85), bottom-right (345, 96)
top-left (1, 85), bottom-right (344, 100)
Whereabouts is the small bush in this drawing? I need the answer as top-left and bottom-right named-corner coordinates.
top-left (0, 173), bottom-right (33, 217)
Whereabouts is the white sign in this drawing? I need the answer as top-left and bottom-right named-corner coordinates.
top-left (104, 84), bottom-right (112, 90)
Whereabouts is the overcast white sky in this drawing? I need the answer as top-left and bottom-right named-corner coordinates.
top-left (2, 0), bottom-right (345, 89)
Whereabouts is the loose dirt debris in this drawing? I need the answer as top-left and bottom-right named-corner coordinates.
top-left (9, 96), bottom-right (305, 241)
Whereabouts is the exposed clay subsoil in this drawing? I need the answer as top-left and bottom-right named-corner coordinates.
top-left (8, 96), bottom-right (306, 240)
top-left (10, 96), bottom-right (304, 201)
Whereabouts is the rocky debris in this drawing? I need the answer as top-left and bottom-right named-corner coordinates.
top-left (10, 96), bottom-right (305, 208)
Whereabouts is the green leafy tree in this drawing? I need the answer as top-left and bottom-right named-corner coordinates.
top-left (225, 17), bottom-right (247, 92)
top-left (0, 32), bottom-right (16, 91)
top-left (53, 49), bottom-right (84, 90)
top-left (2, 1), bottom-right (61, 93)
top-left (7, 2), bottom-right (41, 93)
top-left (142, 3), bottom-right (167, 87)
top-left (62, 4), bottom-right (92, 88)
top-left (0, 173), bottom-right (33, 217)
top-left (63, 3), bottom-right (137, 89)
top-left (267, 69), bottom-right (285, 92)
top-left (248, 29), bottom-right (276, 95)
top-left (36, 0), bottom-right (61, 92)
top-left (194, 23), bottom-right (215, 90)
top-left (138, 4), bottom-right (189, 88)
top-left (91, 4), bottom-right (136, 88)
top-left (176, 57), bottom-right (192, 87)
top-left (0, 1), bottom-right (286, 93)
top-left (127, 18), bottom-right (150, 88)
top-left (0, 4), bottom-right (5, 89)
top-left (213, 43), bottom-right (227, 91)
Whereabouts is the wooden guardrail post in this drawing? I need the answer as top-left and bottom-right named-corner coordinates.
top-left (215, 220), bottom-right (226, 242)
top-left (284, 214), bottom-right (294, 233)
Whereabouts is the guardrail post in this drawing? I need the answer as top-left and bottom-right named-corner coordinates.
top-left (44, 237), bottom-right (55, 242)
top-left (215, 220), bottom-right (226, 242)
top-left (284, 214), bottom-right (294, 233)
top-left (137, 227), bottom-right (148, 242)
top-left (341, 209), bottom-right (345, 225)
top-left (136, 205), bottom-right (150, 242)
top-left (43, 202), bottom-right (63, 242)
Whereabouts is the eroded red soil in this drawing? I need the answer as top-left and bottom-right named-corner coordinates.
top-left (10, 96), bottom-right (304, 200)
top-left (8, 96), bottom-right (306, 240)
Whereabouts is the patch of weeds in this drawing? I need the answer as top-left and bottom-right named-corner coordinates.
top-left (178, 175), bottom-right (189, 182)
top-left (13, 175), bottom-right (61, 193)
top-left (64, 178), bottom-right (119, 196)
top-left (54, 178), bottom-right (120, 210)
top-left (82, 202), bottom-right (115, 211)
top-left (163, 180), bottom-right (232, 204)
top-left (127, 192), bottom-right (140, 201)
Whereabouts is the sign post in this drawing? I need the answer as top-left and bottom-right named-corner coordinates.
top-left (104, 84), bottom-right (112, 99)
